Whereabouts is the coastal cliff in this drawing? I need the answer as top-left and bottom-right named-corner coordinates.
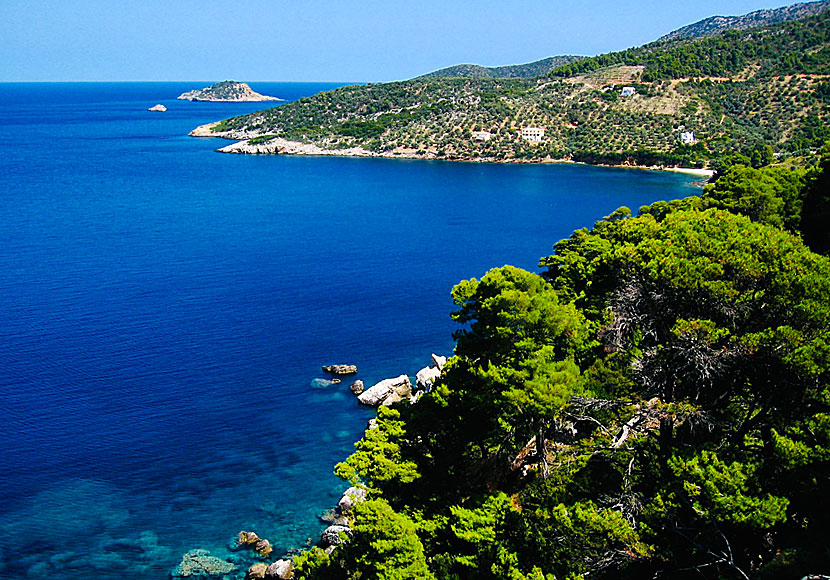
top-left (177, 81), bottom-right (281, 102)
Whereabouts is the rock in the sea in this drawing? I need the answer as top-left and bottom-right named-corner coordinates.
top-left (254, 539), bottom-right (273, 557)
top-left (322, 364), bottom-right (358, 375)
top-left (320, 525), bottom-right (352, 547)
top-left (148, 104), bottom-right (167, 112)
top-left (350, 380), bottom-right (364, 395)
top-left (172, 549), bottom-right (235, 578)
top-left (338, 486), bottom-right (367, 513)
top-left (266, 559), bottom-right (293, 579)
top-left (357, 375), bottom-right (411, 406)
top-left (416, 365), bottom-right (441, 391)
top-left (320, 508), bottom-right (348, 525)
top-left (237, 531), bottom-right (260, 546)
top-left (247, 562), bottom-right (269, 579)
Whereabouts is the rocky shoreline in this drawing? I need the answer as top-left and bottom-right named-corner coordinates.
top-left (189, 122), bottom-right (715, 178)
top-left (170, 354), bottom-right (448, 580)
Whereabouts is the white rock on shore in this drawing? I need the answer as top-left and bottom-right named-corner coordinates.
top-left (416, 353), bottom-right (447, 391)
top-left (416, 366), bottom-right (441, 391)
top-left (217, 137), bottom-right (377, 157)
top-left (357, 375), bottom-right (412, 406)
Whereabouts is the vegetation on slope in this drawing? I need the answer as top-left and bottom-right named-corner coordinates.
top-left (418, 56), bottom-right (584, 79)
top-left (658, 0), bottom-right (830, 41)
top-left (177, 80), bottom-right (279, 102)
top-left (550, 10), bottom-right (830, 81)
top-left (210, 13), bottom-right (829, 167)
top-left (292, 150), bottom-right (830, 580)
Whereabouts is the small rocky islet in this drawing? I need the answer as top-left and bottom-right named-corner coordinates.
top-left (171, 354), bottom-right (447, 579)
top-left (177, 81), bottom-right (282, 102)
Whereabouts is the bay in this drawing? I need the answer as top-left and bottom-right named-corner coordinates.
top-left (0, 82), bottom-right (699, 579)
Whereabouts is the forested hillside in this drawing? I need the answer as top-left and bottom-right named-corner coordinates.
top-left (418, 56), bottom-right (583, 79)
top-left (289, 148), bottom-right (830, 580)
top-left (205, 12), bottom-right (829, 168)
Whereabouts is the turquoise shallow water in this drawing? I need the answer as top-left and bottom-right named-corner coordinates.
top-left (0, 82), bottom-right (700, 579)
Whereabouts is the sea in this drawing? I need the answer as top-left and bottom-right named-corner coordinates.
top-left (0, 82), bottom-right (700, 579)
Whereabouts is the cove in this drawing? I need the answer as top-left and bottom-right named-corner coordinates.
top-left (0, 82), bottom-right (700, 579)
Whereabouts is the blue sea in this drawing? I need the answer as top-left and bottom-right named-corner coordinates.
top-left (0, 82), bottom-right (700, 579)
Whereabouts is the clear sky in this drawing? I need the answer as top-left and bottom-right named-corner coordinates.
top-left (0, 0), bottom-right (805, 82)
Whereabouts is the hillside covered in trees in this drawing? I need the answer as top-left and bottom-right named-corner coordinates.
top-left (418, 56), bottom-right (584, 79)
top-left (204, 11), bottom-right (830, 168)
top-left (288, 148), bottom-right (830, 580)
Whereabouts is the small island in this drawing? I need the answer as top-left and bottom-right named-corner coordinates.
top-left (177, 81), bottom-right (282, 102)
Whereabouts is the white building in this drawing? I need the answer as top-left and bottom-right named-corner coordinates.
top-left (680, 131), bottom-right (696, 145)
top-left (520, 127), bottom-right (545, 142)
top-left (621, 86), bottom-right (636, 97)
top-left (472, 130), bottom-right (492, 142)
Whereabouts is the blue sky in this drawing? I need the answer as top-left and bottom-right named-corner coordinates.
top-left (0, 0), bottom-right (804, 82)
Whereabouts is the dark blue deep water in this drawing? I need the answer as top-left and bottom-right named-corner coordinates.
top-left (0, 82), bottom-right (700, 579)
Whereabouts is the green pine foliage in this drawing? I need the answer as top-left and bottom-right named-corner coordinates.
top-left (297, 152), bottom-right (830, 579)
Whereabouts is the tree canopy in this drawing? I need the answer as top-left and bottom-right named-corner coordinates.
top-left (296, 156), bottom-right (830, 580)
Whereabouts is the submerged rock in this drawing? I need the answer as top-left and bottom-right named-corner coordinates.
top-left (320, 525), bottom-right (352, 547)
top-left (232, 530), bottom-right (271, 557)
top-left (322, 364), bottom-right (358, 375)
top-left (357, 375), bottom-right (411, 406)
top-left (350, 380), bottom-right (364, 395)
top-left (172, 549), bottom-right (235, 577)
top-left (320, 508), bottom-right (348, 525)
top-left (310, 378), bottom-right (340, 388)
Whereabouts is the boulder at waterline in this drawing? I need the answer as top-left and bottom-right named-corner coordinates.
top-left (416, 365), bottom-right (441, 391)
top-left (338, 486), bottom-right (367, 513)
top-left (247, 562), bottom-right (268, 579)
top-left (320, 525), bottom-right (352, 547)
top-left (357, 375), bottom-right (411, 406)
top-left (350, 380), bottom-right (364, 395)
top-left (266, 559), bottom-right (293, 579)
